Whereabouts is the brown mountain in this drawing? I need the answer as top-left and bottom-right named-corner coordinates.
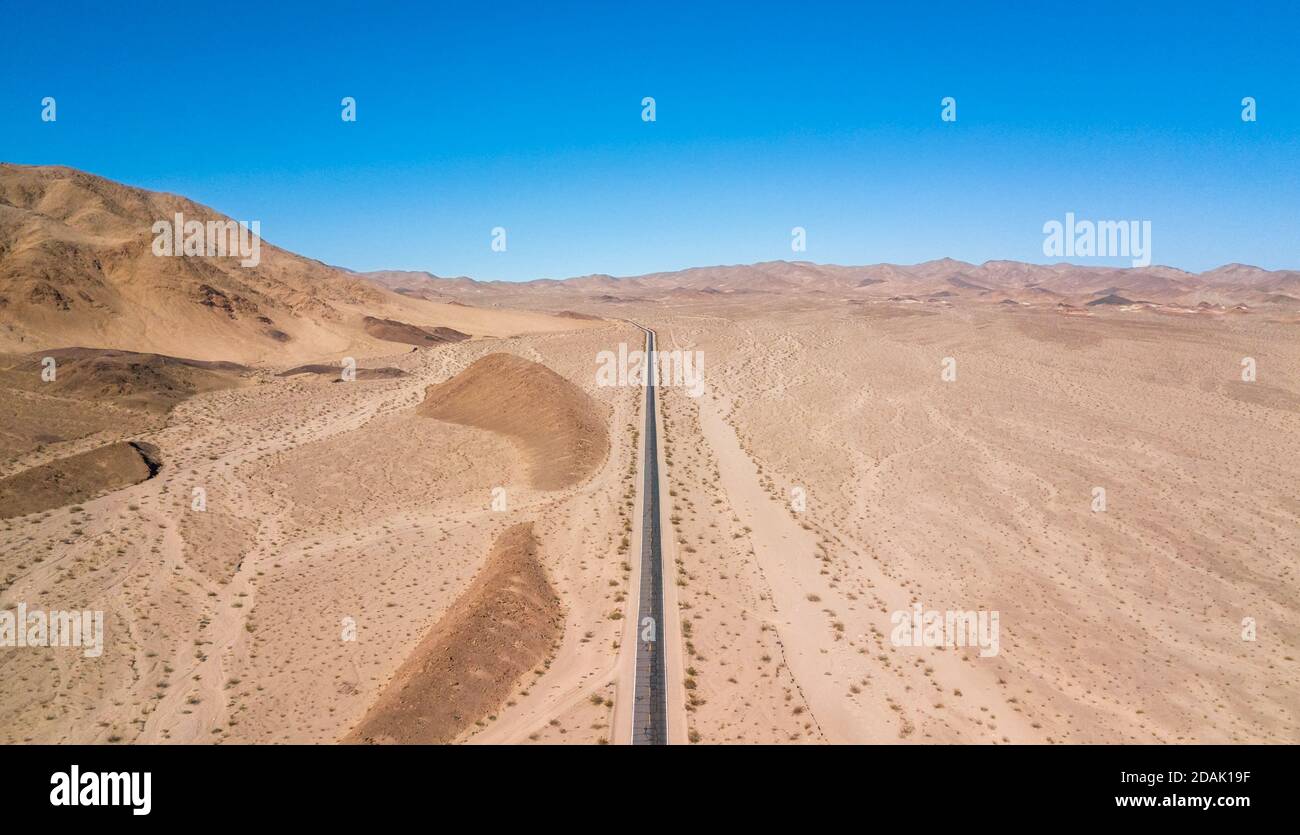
top-left (0, 164), bottom-right (586, 364)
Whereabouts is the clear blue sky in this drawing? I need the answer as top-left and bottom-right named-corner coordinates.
top-left (2, 1), bottom-right (1296, 279)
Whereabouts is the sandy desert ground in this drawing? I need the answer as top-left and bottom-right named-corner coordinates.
top-left (0, 320), bottom-right (655, 744)
top-left (4, 296), bottom-right (1295, 745)
top-left (640, 297), bottom-right (1300, 743)
top-left (2, 165), bottom-right (1297, 745)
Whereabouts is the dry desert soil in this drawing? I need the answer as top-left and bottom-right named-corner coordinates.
top-left (1, 164), bottom-right (1297, 744)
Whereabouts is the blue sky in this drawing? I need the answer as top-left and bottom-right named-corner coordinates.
top-left (2, 1), bottom-right (1296, 280)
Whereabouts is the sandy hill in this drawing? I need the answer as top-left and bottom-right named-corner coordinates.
top-left (0, 347), bottom-right (250, 461)
top-left (417, 353), bottom-right (608, 490)
top-left (276, 363), bottom-right (406, 380)
top-left (0, 347), bottom-right (247, 411)
top-left (361, 315), bottom-right (468, 347)
top-left (0, 440), bottom-right (161, 520)
top-left (0, 164), bottom-right (595, 364)
top-left (1086, 293), bottom-right (1137, 306)
top-left (343, 522), bottom-right (561, 744)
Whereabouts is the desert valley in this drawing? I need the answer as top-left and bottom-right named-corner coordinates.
top-left (1, 163), bottom-right (1297, 745)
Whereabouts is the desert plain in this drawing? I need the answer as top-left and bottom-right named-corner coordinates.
top-left (1, 164), bottom-right (1297, 744)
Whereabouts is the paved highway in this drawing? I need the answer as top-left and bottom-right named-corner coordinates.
top-left (630, 324), bottom-right (668, 745)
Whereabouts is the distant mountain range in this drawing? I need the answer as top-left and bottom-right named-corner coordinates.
top-left (358, 257), bottom-right (1300, 309)
top-left (3, 164), bottom-right (1296, 365)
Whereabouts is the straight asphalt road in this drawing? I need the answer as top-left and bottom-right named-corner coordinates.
top-left (631, 324), bottom-right (668, 745)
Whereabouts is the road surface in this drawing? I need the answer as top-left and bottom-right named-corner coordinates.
top-left (631, 324), bottom-right (668, 745)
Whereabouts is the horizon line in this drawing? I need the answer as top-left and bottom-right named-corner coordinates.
top-left (340, 256), bottom-right (1294, 285)
top-left (6, 162), bottom-right (1296, 282)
